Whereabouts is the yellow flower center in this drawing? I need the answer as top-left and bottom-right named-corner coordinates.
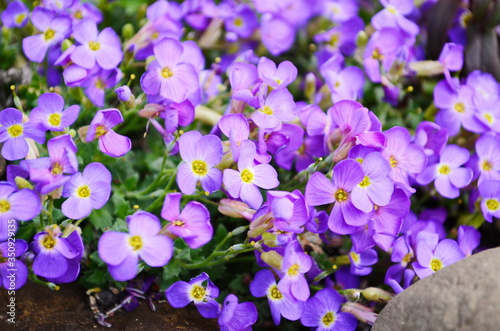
top-left (372, 48), bottom-right (384, 60)
top-left (389, 156), bottom-right (398, 168)
top-left (173, 220), bottom-right (185, 227)
top-left (454, 102), bottom-right (465, 113)
top-left (95, 125), bottom-right (108, 138)
top-left (486, 199), bottom-right (500, 211)
top-left (260, 106), bottom-right (273, 115)
top-left (7, 124), bottom-right (23, 138)
top-left (269, 285), bottom-right (283, 300)
top-left (359, 175), bottom-right (371, 188)
top-left (74, 10), bottom-right (83, 20)
top-left (233, 17), bottom-right (243, 27)
top-left (322, 312), bottom-right (335, 327)
top-left (44, 28), bottom-right (55, 41)
top-left (482, 160), bottom-right (493, 171)
top-left (48, 113), bottom-right (62, 126)
top-left (402, 253), bottom-right (412, 264)
top-left (330, 33), bottom-right (340, 47)
top-left (76, 185), bottom-right (91, 198)
top-left (387, 6), bottom-right (398, 14)
top-left (484, 113), bottom-right (494, 124)
top-left (128, 235), bottom-right (143, 251)
top-left (275, 78), bottom-right (282, 85)
top-left (51, 162), bottom-right (63, 175)
top-left (15, 13), bottom-right (26, 25)
top-left (350, 251), bottom-right (360, 263)
top-left (88, 41), bottom-right (101, 51)
top-left (152, 32), bottom-right (159, 39)
top-left (161, 67), bottom-right (173, 79)
top-left (287, 263), bottom-right (300, 276)
top-left (240, 169), bottom-right (254, 183)
top-left (191, 285), bottom-right (206, 300)
top-left (430, 258), bottom-right (443, 272)
top-left (42, 235), bottom-right (56, 249)
top-left (335, 189), bottom-right (348, 202)
top-left (0, 200), bottom-right (11, 213)
top-left (95, 79), bottom-right (105, 90)
top-left (191, 160), bottom-right (208, 176)
top-left (438, 164), bottom-right (451, 175)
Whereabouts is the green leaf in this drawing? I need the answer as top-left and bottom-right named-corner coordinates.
top-left (174, 238), bottom-right (191, 261)
top-left (162, 260), bottom-right (181, 281)
top-left (125, 173), bottom-right (139, 191)
top-left (112, 192), bottom-right (130, 219)
top-left (89, 208), bottom-right (113, 230)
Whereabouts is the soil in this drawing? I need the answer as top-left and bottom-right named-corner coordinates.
top-left (0, 282), bottom-right (218, 331)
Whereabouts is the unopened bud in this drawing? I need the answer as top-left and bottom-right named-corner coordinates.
top-left (78, 126), bottom-right (89, 141)
top-left (218, 199), bottom-right (255, 221)
top-left (262, 232), bottom-right (278, 247)
top-left (61, 39), bottom-right (73, 52)
top-left (343, 289), bottom-right (361, 302)
top-left (229, 244), bottom-right (245, 252)
top-left (122, 23), bottom-right (135, 40)
top-left (260, 251), bottom-right (283, 270)
top-left (48, 283), bottom-right (60, 291)
top-left (355, 30), bottom-right (368, 48)
top-left (341, 302), bottom-right (377, 325)
top-left (15, 176), bottom-right (33, 190)
top-left (231, 226), bottom-right (248, 236)
top-left (361, 287), bottom-right (394, 303)
top-left (304, 72), bottom-right (317, 102)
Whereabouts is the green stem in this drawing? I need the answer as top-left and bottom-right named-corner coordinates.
top-left (145, 169), bottom-right (177, 212)
top-left (47, 197), bottom-right (54, 225)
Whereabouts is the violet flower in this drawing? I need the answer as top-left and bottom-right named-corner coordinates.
top-left (258, 57), bottom-right (298, 89)
top-left (0, 108), bottom-right (45, 161)
top-left (278, 241), bottom-right (312, 302)
top-left (417, 144), bottom-right (472, 199)
top-left (458, 225), bottom-right (480, 257)
top-left (218, 294), bottom-right (258, 331)
top-left (251, 87), bottom-right (295, 129)
top-left (349, 248), bottom-right (378, 276)
top-left (44, 229), bottom-right (84, 283)
top-left (61, 162), bottom-right (111, 220)
top-left (22, 7), bottom-right (71, 63)
top-left (260, 15), bottom-right (296, 56)
top-left (218, 113), bottom-right (250, 162)
top-left (166, 272), bottom-right (221, 318)
top-left (468, 134), bottom-right (500, 185)
top-left (71, 18), bottom-right (122, 70)
top-left (320, 54), bottom-right (364, 103)
top-left (250, 269), bottom-right (304, 325)
top-left (224, 4), bottom-right (258, 39)
top-left (140, 37), bottom-right (199, 103)
top-left (86, 108), bottom-right (131, 157)
top-left (0, 182), bottom-right (41, 225)
top-left (223, 140), bottom-right (279, 209)
top-left (300, 288), bottom-right (357, 331)
top-left (413, 237), bottom-right (465, 279)
top-left (98, 211), bottom-right (173, 281)
top-left (161, 193), bottom-right (213, 249)
top-left (0, 239), bottom-right (28, 290)
top-left (81, 67), bottom-right (123, 107)
top-left (177, 130), bottom-right (222, 195)
top-left (29, 93), bottom-right (80, 131)
top-left (478, 180), bottom-right (500, 222)
top-left (1, 1), bottom-right (29, 28)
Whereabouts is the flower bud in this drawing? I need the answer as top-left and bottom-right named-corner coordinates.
top-left (355, 30), bottom-right (368, 48)
top-left (361, 287), bottom-right (394, 303)
top-left (218, 199), bottom-right (255, 221)
top-left (260, 251), bottom-right (283, 270)
top-left (122, 23), bottom-right (135, 40)
top-left (343, 289), bottom-right (361, 302)
top-left (78, 126), bottom-right (89, 142)
top-left (61, 39), bottom-right (73, 52)
top-left (341, 302), bottom-right (377, 325)
top-left (231, 226), bottom-right (248, 236)
top-left (15, 176), bottom-right (33, 190)
top-left (115, 85), bottom-right (133, 102)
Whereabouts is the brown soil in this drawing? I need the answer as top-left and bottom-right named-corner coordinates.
top-left (0, 282), bottom-right (218, 330)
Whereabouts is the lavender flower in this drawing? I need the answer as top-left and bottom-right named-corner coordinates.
top-left (218, 114), bottom-right (250, 162)
top-left (61, 162), bottom-right (111, 220)
top-left (29, 93), bottom-right (80, 132)
top-left (166, 272), bottom-right (221, 318)
top-left (223, 140), bottom-right (279, 209)
top-left (161, 193), bottom-right (213, 249)
top-left (0, 239), bottom-right (28, 290)
top-left (218, 294), bottom-right (258, 331)
top-left (86, 108), bottom-right (131, 157)
top-left (349, 248), bottom-right (378, 276)
top-left (468, 134), bottom-right (500, 185)
top-left (22, 7), bottom-right (71, 63)
top-left (278, 241), bottom-right (312, 302)
top-left (44, 229), bottom-right (84, 283)
top-left (252, 87), bottom-right (295, 129)
top-left (177, 131), bottom-right (222, 195)
top-left (224, 4), bottom-right (258, 39)
top-left (1, 1), bottom-right (29, 28)
top-left (258, 57), bottom-right (298, 89)
top-left (413, 237), bottom-right (465, 279)
top-left (71, 18), bottom-right (122, 69)
top-left (81, 67), bottom-right (123, 107)
top-left (300, 288), bottom-right (357, 331)
top-left (458, 225), bottom-right (480, 257)
top-left (417, 144), bottom-right (472, 199)
top-left (478, 180), bottom-right (500, 222)
top-left (0, 108), bottom-right (45, 161)
top-left (98, 211), bottom-right (173, 281)
top-left (250, 269), bottom-right (304, 325)
top-left (0, 182), bottom-right (41, 224)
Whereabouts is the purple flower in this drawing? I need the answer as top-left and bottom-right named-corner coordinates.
top-left (439, 43), bottom-right (464, 84)
top-left (414, 121), bottom-right (448, 165)
top-left (305, 159), bottom-right (369, 235)
top-left (22, 7), bottom-right (71, 63)
top-left (321, 54), bottom-right (365, 103)
top-left (81, 67), bottom-right (123, 107)
top-left (0, 182), bottom-right (41, 223)
top-left (0, 239), bottom-right (28, 290)
top-left (218, 294), bottom-right (258, 331)
top-left (1, 1), bottom-right (29, 28)
top-left (161, 193), bottom-right (213, 249)
top-left (478, 180), bottom-right (500, 222)
top-left (468, 134), bottom-right (500, 185)
top-left (44, 229), bottom-right (84, 283)
top-left (115, 85), bottom-right (133, 102)
top-left (71, 18), bottom-right (122, 69)
top-left (371, 0), bottom-right (419, 37)
top-left (278, 241), bottom-right (312, 302)
top-left (140, 38), bottom-right (199, 103)
top-left (31, 225), bottom-right (80, 280)
top-left (258, 57), bottom-right (297, 89)
top-left (224, 4), bottom-right (258, 39)
top-left (381, 126), bottom-right (427, 195)
top-left (177, 131), bottom-right (222, 195)
top-left (458, 225), bottom-right (480, 257)
top-left (0, 108), bottom-right (45, 161)
top-left (417, 144), bottom-right (472, 199)
top-left (251, 87), bottom-right (295, 129)
top-left (218, 113), bottom-right (250, 162)
top-left (62, 162), bottom-right (111, 220)
top-left (300, 288), bottom-right (357, 331)
top-left (98, 211), bottom-right (173, 281)
top-left (223, 140), bottom-right (279, 209)
top-left (250, 269), bottom-right (304, 325)
top-left (29, 93), bottom-right (80, 131)
top-left (260, 16), bottom-right (296, 56)
top-left (166, 272), bottom-right (221, 318)
top-left (413, 237), bottom-right (465, 279)
top-left (349, 248), bottom-right (378, 276)
top-left (86, 108), bottom-right (131, 157)
top-left (322, 0), bottom-right (359, 23)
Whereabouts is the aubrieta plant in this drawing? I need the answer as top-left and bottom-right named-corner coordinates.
top-left (1, 0), bottom-right (500, 330)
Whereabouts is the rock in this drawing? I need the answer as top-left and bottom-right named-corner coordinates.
top-left (0, 282), bottom-right (218, 330)
top-left (373, 247), bottom-right (500, 331)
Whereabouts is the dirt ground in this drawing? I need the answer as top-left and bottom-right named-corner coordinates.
top-left (0, 282), bottom-right (218, 330)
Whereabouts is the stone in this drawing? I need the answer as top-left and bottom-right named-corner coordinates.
top-left (373, 247), bottom-right (500, 331)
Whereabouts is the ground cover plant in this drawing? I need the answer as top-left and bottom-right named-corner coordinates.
top-left (1, 0), bottom-right (500, 329)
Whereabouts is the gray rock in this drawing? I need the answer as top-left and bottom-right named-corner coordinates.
top-left (373, 247), bottom-right (500, 331)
